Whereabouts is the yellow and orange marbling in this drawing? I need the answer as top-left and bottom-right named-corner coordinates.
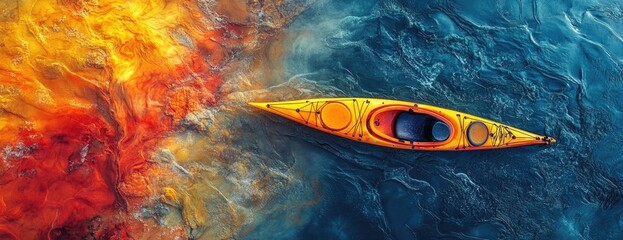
top-left (0, 0), bottom-right (308, 239)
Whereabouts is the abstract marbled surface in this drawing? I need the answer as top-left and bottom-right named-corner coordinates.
top-left (1, 0), bottom-right (623, 239)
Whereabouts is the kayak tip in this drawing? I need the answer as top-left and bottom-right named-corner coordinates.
top-left (543, 136), bottom-right (557, 144)
top-left (248, 102), bottom-right (267, 109)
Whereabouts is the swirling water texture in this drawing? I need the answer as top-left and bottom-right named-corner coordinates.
top-left (247, 0), bottom-right (623, 239)
top-left (1, 0), bottom-right (622, 239)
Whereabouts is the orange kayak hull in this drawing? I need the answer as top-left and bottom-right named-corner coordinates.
top-left (250, 98), bottom-right (555, 151)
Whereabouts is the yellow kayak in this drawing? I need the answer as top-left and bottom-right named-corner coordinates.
top-left (250, 98), bottom-right (556, 151)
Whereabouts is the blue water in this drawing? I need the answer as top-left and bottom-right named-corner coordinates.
top-left (246, 0), bottom-right (623, 239)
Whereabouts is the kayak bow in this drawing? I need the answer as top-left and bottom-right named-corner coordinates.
top-left (250, 98), bottom-right (556, 151)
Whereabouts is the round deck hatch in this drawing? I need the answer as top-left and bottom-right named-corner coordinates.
top-left (467, 121), bottom-right (489, 146)
top-left (320, 102), bottom-right (351, 131)
top-left (431, 121), bottom-right (450, 141)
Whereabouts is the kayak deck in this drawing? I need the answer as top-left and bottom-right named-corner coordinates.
top-left (250, 98), bottom-right (555, 151)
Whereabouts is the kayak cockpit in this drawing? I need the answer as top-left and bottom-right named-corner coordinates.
top-left (368, 106), bottom-right (454, 147)
top-left (394, 112), bottom-right (450, 142)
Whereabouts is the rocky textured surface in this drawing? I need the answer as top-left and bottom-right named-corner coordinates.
top-left (0, 0), bottom-right (311, 239)
top-left (3, 0), bottom-right (621, 239)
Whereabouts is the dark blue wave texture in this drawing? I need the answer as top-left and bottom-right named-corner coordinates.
top-left (250, 0), bottom-right (623, 239)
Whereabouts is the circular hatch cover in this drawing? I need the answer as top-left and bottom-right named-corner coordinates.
top-left (467, 121), bottom-right (489, 146)
top-left (320, 102), bottom-right (351, 131)
top-left (431, 121), bottom-right (450, 141)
